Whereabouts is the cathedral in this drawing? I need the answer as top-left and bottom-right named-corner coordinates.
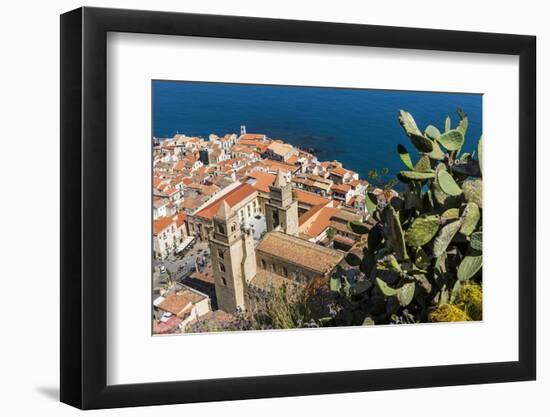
top-left (209, 171), bottom-right (344, 313)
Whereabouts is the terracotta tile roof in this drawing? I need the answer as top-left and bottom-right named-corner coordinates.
top-left (299, 205), bottom-right (338, 238)
top-left (153, 197), bottom-right (169, 209)
top-left (331, 208), bottom-right (363, 223)
top-left (199, 184), bottom-right (219, 196)
top-left (267, 142), bottom-right (294, 157)
top-left (153, 316), bottom-right (183, 334)
top-left (333, 234), bottom-right (356, 247)
top-left (164, 187), bottom-right (178, 196)
top-left (247, 171), bottom-right (276, 193)
top-left (236, 140), bottom-right (270, 153)
top-left (174, 160), bottom-right (187, 171)
top-left (189, 309), bottom-right (235, 326)
top-left (250, 269), bottom-right (304, 292)
top-left (286, 155), bottom-right (299, 164)
top-left (190, 267), bottom-right (215, 284)
top-left (174, 212), bottom-right (187, 228)
top-left (159, 289), bottom-right (206, 316)
top-left (256, 231), bottom-right (344, 274)
top-left (257, 159), bottom-right (297, 174)
top-left (194, 183), bottom-right (256, 220)
top-left (220, 134), bottom-right (235, 142)
top-left (153, 216), bottom-right (174, 236)
top-left (240, 133), bottom-right (266, 141)
top-left (181, 196), bottom-right (205, 211)
top-left (331, 183), bottom-right (352, 194)
top-left (330, 167), bottom-right (348, 176)
top-left (292, 189), bottom-right (330, 207)
top-left (153, 177), bottom-right (163, 188)
top-left (299, 203), bottom-right (326, 227)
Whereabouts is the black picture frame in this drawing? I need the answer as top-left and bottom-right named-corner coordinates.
top-left (60, 6), bottom-right (536, 410)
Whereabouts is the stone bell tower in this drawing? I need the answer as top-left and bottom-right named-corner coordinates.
top-left (209, 201), bottom-right (256, 313)
top-left (265, 171), bottom-right (299, 236)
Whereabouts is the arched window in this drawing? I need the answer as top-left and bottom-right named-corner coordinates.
top-left (219, 262), bottom-right (226, 273)
top-left (282, 267), bottom-right (288, 277)
top-left (217, 223), bottom-right (225, 234)
top-left (261, 259), bottom-right (267, 269)
top-left (221, 276), bottom-right (227, 285)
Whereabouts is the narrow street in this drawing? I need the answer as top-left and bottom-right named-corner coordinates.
top-left (153, 239), bottom-right (212, 287)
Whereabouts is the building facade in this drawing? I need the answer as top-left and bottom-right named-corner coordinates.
top-left (265, 171), bottom-right (299, 236)
top-left (209, 201), bottom-right (257, 313)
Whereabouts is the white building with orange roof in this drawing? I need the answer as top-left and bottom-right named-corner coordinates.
top-left (153, 216), bottom-right (178, 259)
top-left (155, 285), bottom-right (212, 331)
top-left (291, 173), bottom-right (333, 196)
top-left (153, 197), bottom-right (170, 220)
top-left (330, 183), bottom-right (354, 204)
top-left (328, 166), bottom-right (359, 184)
top-left (298, 201), bottom-right (338, 243)
top-left (231, 144), bottom-right (262, 162)
top-left (238, 132), bottom-right (267, 142)
top-left (264, 141), bottom-right (298, 162)
top-left (292, 188), bottom-right (331, 216)
top-left (253, 159), bottom-right (298, 178)
top-left (210, 133), bottom-right (237, 153)
top-left (189, 182), bottom-right (260, 241)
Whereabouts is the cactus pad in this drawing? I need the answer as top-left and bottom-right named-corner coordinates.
top-left (442, 208), bottom-right (460, 220)
top-left (409, 133), bottom-right (434, 153)
top-left (477, 135), bottom-right (483, 176)
top-left (383, 206), bottom-right (408, 261)
top-left (427, 139), bottom-right (445, 160)
top-left (414, 155), bottom-right (432, 172)
top-left (459, 202), bottom-right (480, 236)
top-left (457, 253), bottom-right (482, 281)
top-left (458, 115), bottom-right (469, 136)
top-left (365, 192), bottom-right (378, 217)
top-left (462, 179), bottom-right (483, 207)
top-left (398, 109), bottom-right (422, 137)
top-left (433, 220), bottom-right (462, 257)
top-left (376, 277), bottom-right (397, 297)
top-left (405, 215), bottom-right (440, 247)
top-left (397, 282), bottom-right (415, 307)
top-left (470, 231), bottom-right (482, 251)
top-left (397, 144), bottom-right (414, 170)
top-left (424, 125), bottom-right (441, 141)
top-left (436, 129), bottom-right (464, 151)
top-left (399, 170), bottom-right (436, 181)
top-left (437, 170), bottom-right (463, 196)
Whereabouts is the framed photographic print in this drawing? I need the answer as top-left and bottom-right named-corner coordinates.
top-left (60, 6), bottom-right (536, 410)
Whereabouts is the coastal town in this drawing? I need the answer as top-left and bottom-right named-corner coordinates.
top-left (152, 125), bottom-right (394, 334)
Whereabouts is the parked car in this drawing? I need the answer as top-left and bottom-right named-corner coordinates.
top-left (159, 265), bottom-right (166, 273)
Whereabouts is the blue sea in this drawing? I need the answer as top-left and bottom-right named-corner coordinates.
top-left (153, 81), bottom-right (482, 180)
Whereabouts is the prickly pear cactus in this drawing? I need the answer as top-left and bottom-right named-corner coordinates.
top-left (330, 108), bottom-right (483, 326)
